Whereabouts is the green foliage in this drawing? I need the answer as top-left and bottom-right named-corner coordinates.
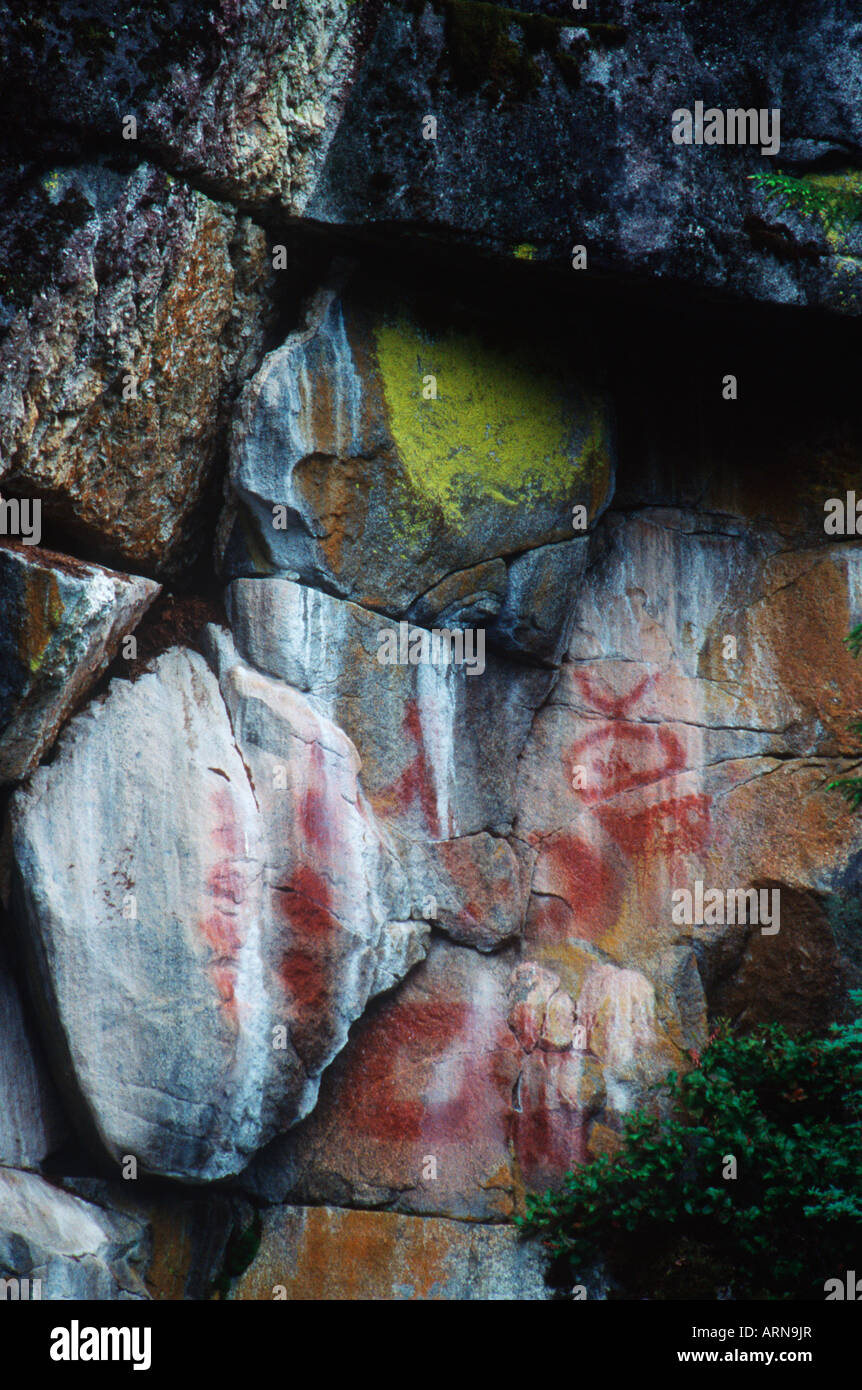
top-left (518, 1004), bottom-right (862, 1299)
top-left (844, 623), bottom-right (862, 659)
top-left (749, 171), bottom-right (862, 233)
top-left (209, 1211), bottom-right (263, 1300)
top-left (826, 776), bottom-right (862, 812)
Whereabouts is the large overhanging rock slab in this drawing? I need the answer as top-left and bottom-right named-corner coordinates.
top-left (0, 541), bottom-right (159, 784)
top-left (7, 645), bottom-right (428, 1181)
top-left (307, 1), bottom-right (862, 314)
top-left (0, 1168), bottom-right (149, 1300)
top-left (4, 5), bottom-right (862, 313)
top-left (220, 278), bottom-right (613, 657)
top-left (0, 162), bottom-right (271, 577)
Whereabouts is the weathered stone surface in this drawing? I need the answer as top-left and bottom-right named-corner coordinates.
top-left (244, 934), bottom-right (604, 1215)
top-left (219, 278), bottom-right (613, 658)
top-left (203, 623), bottom-right (430, 1076)
top-left (0, 938), bottom-right (68, 1169)
top-left (223, 574), bottom-right (544, 956)
top-left (240, 509), bottom-right (862, 1216)
top-left (5, 0), bottom-right (862, 1302)
top-left (231, 1204), bottom-right (551, 1301)
top-left (494, 538), bottom-right (588, 664)
top-left (224, 577), bottom-right (552, 840)
top-left (6, 4), bottom-right (862, 316)
top-left (409, 557), bottom-right (507, 631)
top-left (0, 1168), bottom-right (148, 1299)
top-left (0, 162), bottom-right (271, 575)
top-left (244, 940), bottom-right (522, 1219)
top-left (0, 2), bottom-right (364, 215)
top-left (62, 1179), bottom-right (239, 1302)
top-left (0, 541), bottom-right (159, 783)
top-left (307, 0), bottom-right (862, 315)
top-left (7, 642), bottom-right (428, 1181)
top-left (402, 832), bottom-right (528, 951)
top-left (9, 648), bottom-right (270, 1180)
top-left (514, 508), bottom-right (862, 1159)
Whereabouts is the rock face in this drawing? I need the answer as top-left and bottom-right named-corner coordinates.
top-left (242, 508), bottom-right (862, 1219)
top-left (231, 1204), bottom-right (551, 1301)
top-left (511, 509), bottom-right (862, 1152)
top-left (220, 277), bottom-right (613, 658)
top-left (0, 541), bottom-right (159, 783)
top-left (0, 938), bottom-right (68, 1168)
top-left (246, 940), bottom-right (523, 1218)
top-left (0, 1), bottom-right (364, 213)
top-left (8, 641), bottom-right (431, 1181)
top-left (5, 3), bottom-right (862, 315)
top-left (307, 0), bottom-right (862, 316)
top-left (2, 0), bottom-right (862, 1304)
top-left (223, 577), bottom-right (551, 839)
top-left (0, 1168), bottom-right (149, 1300)
top-left (0, 162), bottom-right (271, 576)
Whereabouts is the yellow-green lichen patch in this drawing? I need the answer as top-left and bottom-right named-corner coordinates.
top-left (372, 311), bottom-right (611, 540)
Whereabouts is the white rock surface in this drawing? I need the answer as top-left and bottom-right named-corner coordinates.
top-left (8, 641), bottom-right (429, 1181)
top-left (0, 1168), bottom-right (148, 1300)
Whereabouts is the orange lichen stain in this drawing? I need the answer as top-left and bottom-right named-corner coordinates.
top-left (142, 1206), bottom-right (196, 1302)
top-left (586, 1119), bottom-right (624, 1161)
top-left (235, 1209), bottom-right (468, 1301)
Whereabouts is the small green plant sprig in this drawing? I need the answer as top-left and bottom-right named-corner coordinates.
top-left (518, 1003), bottom-right (862, 1300)
top-left (209, 1210), bottom-right (263, 1299)
top-left (749, 170), bottom-right (862, 232)
top-left (826, 624), bottom-right (862, 809)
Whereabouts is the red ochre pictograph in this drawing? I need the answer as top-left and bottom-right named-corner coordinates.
top-left (529, 670), bottom-right (711, 943)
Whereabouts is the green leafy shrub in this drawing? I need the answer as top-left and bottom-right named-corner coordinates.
top-left (749, 171), bottom-right (862, 233)
top-left (518, 1002), bottom-right (862, 1299)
